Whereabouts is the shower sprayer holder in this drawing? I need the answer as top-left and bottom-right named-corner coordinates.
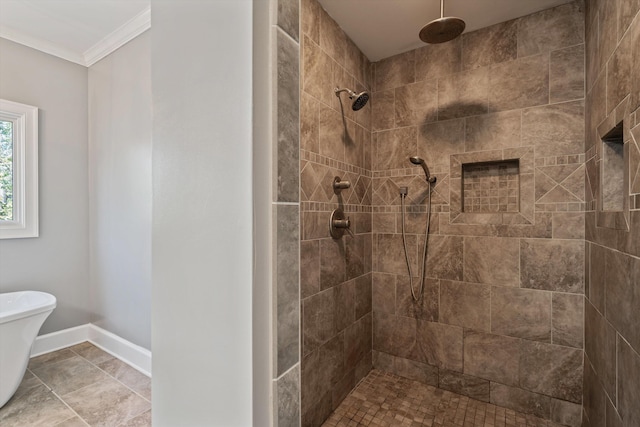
top-left (330, 209), bottom-right (354, 239)
top-left (333, 176), bottom-right (351, 194)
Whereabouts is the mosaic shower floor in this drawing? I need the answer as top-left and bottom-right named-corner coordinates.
top-left (322, 370), bottom-right (570, 427)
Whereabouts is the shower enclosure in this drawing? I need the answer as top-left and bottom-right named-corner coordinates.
top-left (296, 0), bottom-right (640, 426)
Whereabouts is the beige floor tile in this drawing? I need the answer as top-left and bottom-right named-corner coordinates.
top-left (97, 358), bottom-right (152, 401)
top-left (69, 342), bottom-right (115, 365)
top-left (0, 383), bottom-right (75, 427)
top-left (54, 416), bottom-right (90, 426)
top-left (120, 410), bottom-right (152, 427)
top-left (13, 369), bottom-right (47, 399)
top-left (62, 378), bottom-right (150, 427)
top-left (32, 355), bottom-right (110, 395)
top-left (29, 348), bottom-right (76, 371)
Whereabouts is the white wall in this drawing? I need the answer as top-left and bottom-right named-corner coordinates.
top-left (151, 1), bottom-right (254, 425)
top-left (88, 32), bottom-right (152, 350)
top-left (252, 0), bottom-right (274, 422)
top-left (0, 38), bottom-right (90, 334)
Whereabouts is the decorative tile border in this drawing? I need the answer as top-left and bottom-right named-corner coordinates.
top-left (450, 147), bottom-right (534, 225)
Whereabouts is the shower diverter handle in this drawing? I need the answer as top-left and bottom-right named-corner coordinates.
top-left (329, 209), bottom-right (354, 239)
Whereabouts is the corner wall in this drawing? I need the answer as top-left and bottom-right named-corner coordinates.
top-left (299, 0), bottom-right (374, 424)
top-left (0, 37), bottom-right (90, 334)
top-left (88, 31), bottom-right (152, 350)
top-left (582, 0), bottom-right (640, 426)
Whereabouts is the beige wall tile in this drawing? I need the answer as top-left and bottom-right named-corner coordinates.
top-left (489, 54), bottom-right (549, 112)
top-left (550, 44), bottom-right (586, 103)
top-left (372, 272), bottom-right (396, 314)
top-left (415, 38), bottom-right (462, 80)
top-left (395, 79), bottom-right (438, 127)
top-left (425, 235), bottom-right (464, 281)
top-left (519, 341), bottom-right (583, 403)
top-left (303, 288), bottom-right (335, 355)
top-left (552, 293), bottom-right (584, 348)
top-left (374, 127), bottom-right (417, 170)
top-left (465, 110), bottom-right (522, 152)
top-left (605, 249), bottom-right (640, 353)
top-left (584, 300), bottom-right (616, 400)
top-left (464, 331), bottom-right (521, 386)
top-left (490, 382), bottom-right (551, 419)
top-left (395, 276), bottom-right (439, 321)
top-left (372, 89), bottom-right (395, 131)
top-left (438, 67), bottom-right (489, 119)
top-left (463, 236), bottom-right (519, 286)
top-left (438, 370), bottom-right (490, 402)
top-left (374, 50), bottom-right (416, 92)
top-left (418, 118), bottom-right (465, 169)
top-left (415, 321), bottom-right (464, 372)
top-left (491, 286), bottom-right (552, 342)
top-left (517, 1), bottom-right (585, 58)
top-left (462, 20), bottom-right (517, 70)
top-left (618, 336), bottom-right (640, 427)
top-left (440, 280), bottom-right (490, 331)
top-left (373, 312), bottom-right (416, 360)
top-left (520, 239), bottom-right (584, 293)
top-left (582, 358), bottom-right (606, 427)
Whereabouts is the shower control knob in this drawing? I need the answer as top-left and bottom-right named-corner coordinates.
top-left (329, 208), bottom-right (354, 239)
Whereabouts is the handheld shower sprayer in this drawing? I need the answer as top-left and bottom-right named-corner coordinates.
top-left (410, 156), bottom-right (436, 183)
top-left (335, 88), bottom-right (370, 111)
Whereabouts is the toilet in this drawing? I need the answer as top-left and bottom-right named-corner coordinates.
top-left (0, 291), bottom-right (56, 408)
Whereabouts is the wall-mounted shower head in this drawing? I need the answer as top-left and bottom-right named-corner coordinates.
top-left (335, 88), bottom-right (370, 111)
top-left (410, 156), bottom-right (437, 183)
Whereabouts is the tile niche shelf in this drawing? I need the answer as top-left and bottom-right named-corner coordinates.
top-left (450, 147), bottom-right (534, 225)
top-left (596, 118), bottom-right (631, 230)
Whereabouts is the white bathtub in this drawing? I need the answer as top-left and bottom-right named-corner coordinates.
top-left (0, 291), bottom-right (56, 408)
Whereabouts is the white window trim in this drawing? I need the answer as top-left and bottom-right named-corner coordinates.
top-left (0, 99), bottom-right (38, 239)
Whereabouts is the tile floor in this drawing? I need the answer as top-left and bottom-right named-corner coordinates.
top-left (0, 342), bottom-right (151, 427)
top-left (322, 370), bottom-right (570, 427)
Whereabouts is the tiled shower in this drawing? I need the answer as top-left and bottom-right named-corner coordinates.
top-left (290, 0), bottom-right (640, 425)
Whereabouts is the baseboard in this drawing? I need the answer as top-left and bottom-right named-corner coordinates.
top-left (87, 324), bottom-right (151, 376)
top-left (31, 324), bottom-right (90, 357)
top-left (31, 323), bottom-right (152, 377)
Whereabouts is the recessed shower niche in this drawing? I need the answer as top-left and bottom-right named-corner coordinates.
top-left (450, 147), bottom-right (534, 225)
top-left (601, 121), bottom-right (624, 212)
top-left (462, 160), bottom-right (520, 213)
top-left (596, 120), bottom-right (630, 230)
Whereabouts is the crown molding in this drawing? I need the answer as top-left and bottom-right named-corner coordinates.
top-left (0, 25), bottom-right (86, 66)
top-left (83, 6), bottom-right (150, 67)
top-left (0, 6), bottom-right (150, 68)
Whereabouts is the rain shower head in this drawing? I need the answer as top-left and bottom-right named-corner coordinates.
top-left (410, 156), bottom-right (436, 183)
top-left (335, 88), bottom-right (370, 111)
top-left (419, 0), bottom-right (466, 44)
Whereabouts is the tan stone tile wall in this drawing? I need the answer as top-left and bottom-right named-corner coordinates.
top-left (583, 0), bottom-right (640, 426)
top-left (369, 3), bottom-right (587, 427)
top-left (299, 0), bottom-right (374, 425)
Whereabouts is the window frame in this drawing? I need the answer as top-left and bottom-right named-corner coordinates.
top-left (0, 99), bottom-right (38, 239)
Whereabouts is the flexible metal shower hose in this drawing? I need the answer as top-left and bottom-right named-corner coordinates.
top-left (400, 184), bottom-right (432, 301)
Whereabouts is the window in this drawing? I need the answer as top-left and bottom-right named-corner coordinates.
top-left (0, 99), bottom-right (38, 239)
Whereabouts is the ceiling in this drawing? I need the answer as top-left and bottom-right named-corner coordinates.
top-left (0, 0), bottom-right (576, 66)
top-left (0, 0), bottom-right (150, 67)
top-left (317, 0), bottom-right (575, 61)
